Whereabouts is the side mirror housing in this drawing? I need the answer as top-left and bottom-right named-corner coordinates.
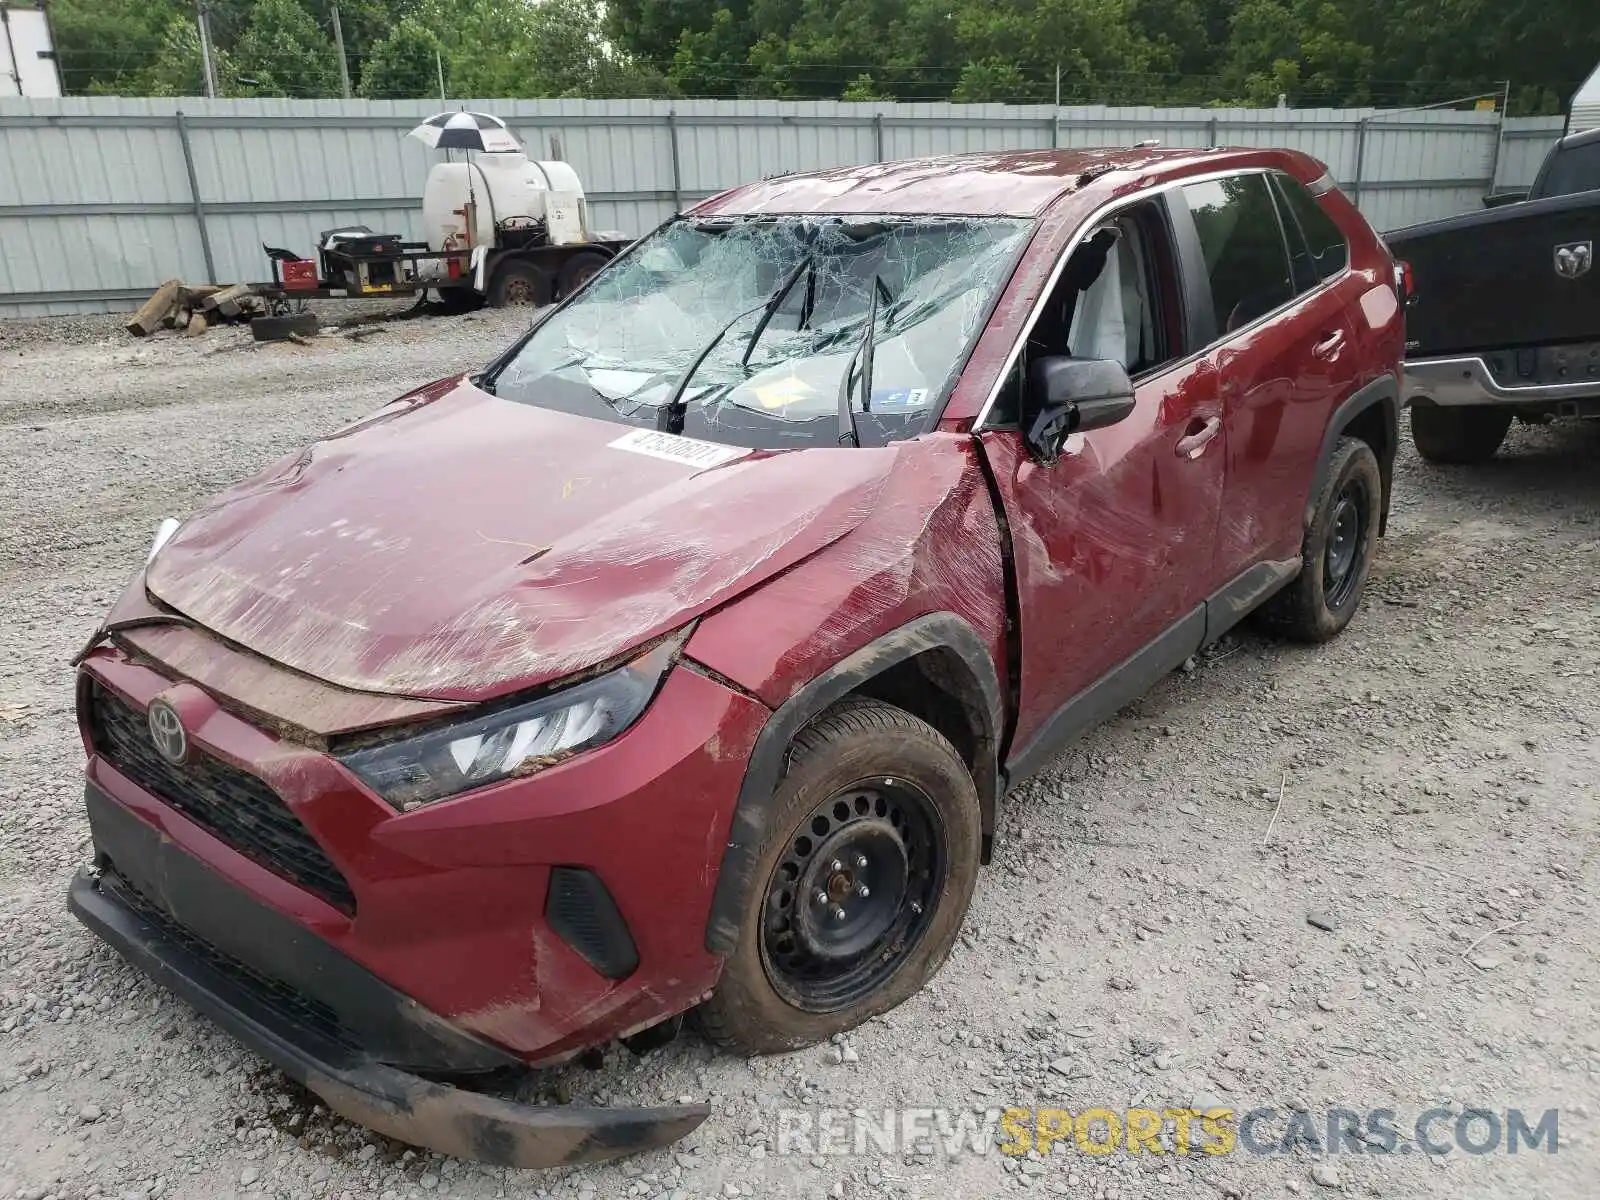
top-left (1024, 356), bottom-right (1136, 464)
top-left (1481, 189), bottom-right (1529, 208)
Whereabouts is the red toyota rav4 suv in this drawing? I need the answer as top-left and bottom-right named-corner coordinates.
top-left (70, 148), bottom-right (1404, 1167)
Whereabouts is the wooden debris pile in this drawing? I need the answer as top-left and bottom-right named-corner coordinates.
top-left (125, 279), bottom-right (266, 338)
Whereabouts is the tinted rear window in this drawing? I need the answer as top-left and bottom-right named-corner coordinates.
top-left (1181, 175), bottom-right (1294, 337)
top-left (1539, 141), bottom-right (1600, 198)
top-left (1272, 173), bottom-right (1349, 291)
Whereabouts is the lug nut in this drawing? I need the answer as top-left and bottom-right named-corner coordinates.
top-left (833, 906), bottom-right (847, 921)
top-left (813, 890), bottom-right (828, 905)
top-left (857, 885), bottom-right (871, 899)
top-left (854, 854), bottom-right (868, 869)
top-left (830, 859), bottom-right (843, 873)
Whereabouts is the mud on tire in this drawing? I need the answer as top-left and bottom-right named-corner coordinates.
top-left (1256, 435), bottom-right (1382, 643)
top-left (697, 699), bottom-right (981, 1056)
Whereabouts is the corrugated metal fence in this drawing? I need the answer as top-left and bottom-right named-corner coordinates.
top-left (0, 96), bottom-right (1567, 316)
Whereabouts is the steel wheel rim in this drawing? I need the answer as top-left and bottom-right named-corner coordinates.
top-left (501, 275), bottom-right (539, 305)
top-left (759, 780), bottom-right (944, 1013)
top-left (1324, 482), bottom-right (1367, 607)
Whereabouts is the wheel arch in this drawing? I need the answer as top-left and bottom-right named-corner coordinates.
top-left (1308, 373), bottom-right (1398, 536)
top-left (701, 613), bottom-right (1002, 956)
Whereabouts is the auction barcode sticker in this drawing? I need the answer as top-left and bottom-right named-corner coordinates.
top-left (608, 428), bottom-right (749, 469)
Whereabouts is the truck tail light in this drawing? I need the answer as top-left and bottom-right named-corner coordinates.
top-left (1393, 260), bottom-right (1414, 302)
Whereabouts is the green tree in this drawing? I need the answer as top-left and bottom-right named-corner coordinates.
top-left (128, 14), bottom-right (237, 97)
top-left (841, 72), bottom-right (887, 100)
top-left (49, 0), bottom-right (185, 95)
top-left (306, 0), bottom-right (421, 82)
top-left (670, 9), bottom-right (753, 97)
top-left (42, 0), bottom-right (1600, 111)
top-left (1218, 0), bottom-right (1372, 106)
top-left (232, 0), bottom-right (341, 96)
top-left (951, 60), bottom-right (1031, 103)
top-left (357, 15), bottom-right (445, 98)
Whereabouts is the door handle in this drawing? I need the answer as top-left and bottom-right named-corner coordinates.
top-left (1312, 330), bottom-right (1346, 359)
top-left (1175, 416), bottom-right (1222, 459)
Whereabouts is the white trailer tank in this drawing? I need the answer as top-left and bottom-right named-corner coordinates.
top-left (421, 152), bottom-right (588, 252)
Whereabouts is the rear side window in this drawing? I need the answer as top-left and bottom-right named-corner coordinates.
top-left (1180, 175), bottom-right (1294, 337)
top-left (1538, 141), bottom-right (1600, 198)
top-left (1272, 173), bottom-right (1349, 291)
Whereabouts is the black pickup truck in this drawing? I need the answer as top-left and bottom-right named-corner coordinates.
top-left (1389, 127), bottom-right (1600, 462)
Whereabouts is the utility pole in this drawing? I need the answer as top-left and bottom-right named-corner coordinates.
top-left (1052, 63), bottom-right (1061, 148)
top-left (331, 3), bottom-right (352, 99)
top-left (435, 49), bottom-right (446, 104)
top-left (196, 1), bottom-right (219, 98)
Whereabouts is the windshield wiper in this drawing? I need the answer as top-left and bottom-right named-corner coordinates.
top-left (836, 276), bottom-right (886, 447)
top-left (659, 257), bottom-right (814, 435)
top-left (740, 255), bottom-right (813, 371)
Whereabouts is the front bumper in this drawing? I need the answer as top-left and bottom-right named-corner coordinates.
top-left (1404, 354), bottom-right (1600, 409)
top-left (70, 782), bottom-right (710, 1167)
top-left (75, 644), bottom-right (768, 1064)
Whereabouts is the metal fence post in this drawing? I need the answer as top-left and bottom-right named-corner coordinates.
top-left (1485, 80), bottom-right (1511, 195)
top-left (1351, 116), bottom-right (1369, 207)
top-left (665, 109), bottom-right (684, 213)
top-left (1206, 115), bottom-right (1219, 148)
top-left (873, 112), bottom-right (885, 162)
top-left (174, 111), bottom-right (217, 283)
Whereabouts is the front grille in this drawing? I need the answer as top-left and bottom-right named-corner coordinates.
top-left (86, 680), bottom-right (357, 914)
top-left (102, 865), bottom-right (353, 1049)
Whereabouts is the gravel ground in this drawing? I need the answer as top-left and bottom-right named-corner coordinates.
top-left (0, 309), bottom-right (1596, 1200)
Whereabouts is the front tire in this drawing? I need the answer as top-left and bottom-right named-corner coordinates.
top-left (1257, 436), bottom-right (1382, 643)
top-left (1410, 404), bottom-right (1511, 463)
top-left (698, 700), bottom-right (981, 1056)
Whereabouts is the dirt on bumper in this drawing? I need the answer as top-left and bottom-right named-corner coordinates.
top-left (68, 866), bottom-right (710, 1167)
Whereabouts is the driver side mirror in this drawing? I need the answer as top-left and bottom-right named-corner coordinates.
top-left (1024, 356), bottom-right (1136, 464)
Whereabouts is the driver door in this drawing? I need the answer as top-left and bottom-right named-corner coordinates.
top-left (976, 197), bottom-right (1226, 767)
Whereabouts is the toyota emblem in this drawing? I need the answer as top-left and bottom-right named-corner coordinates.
top-left (147, 699), bottom-right (188, 765)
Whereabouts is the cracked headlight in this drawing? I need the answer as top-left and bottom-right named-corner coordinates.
top-left (339, 638), bottom-right (680, 810)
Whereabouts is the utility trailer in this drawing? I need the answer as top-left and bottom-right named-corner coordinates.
top-left (252, 128), bottom-right (633, 310)
top-left (253, 226), bottom-right (626, 310)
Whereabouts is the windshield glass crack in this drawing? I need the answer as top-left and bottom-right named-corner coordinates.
top-left (492, 214), bottom-right (1033, 450)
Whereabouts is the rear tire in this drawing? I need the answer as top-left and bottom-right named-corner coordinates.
top-left (698, 700), bottom-right (981, 1056)
top-left (556, 250), bottom-right (610, 299)
top-left (487, 258), bottom-right (551, 308)
top-left (1256, 436), bottom-right (1381, 643)
top-left (1410, 404), bottom-right (1511, 463)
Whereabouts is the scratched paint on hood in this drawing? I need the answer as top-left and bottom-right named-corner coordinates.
top-left (145, 381), bottom-right (891, 701)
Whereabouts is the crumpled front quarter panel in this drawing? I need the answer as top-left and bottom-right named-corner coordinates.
top-left (687, 434), bottom-right (1007, 708)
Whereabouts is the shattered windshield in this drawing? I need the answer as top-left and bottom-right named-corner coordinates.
top-left (492, 214), bottom-right (1032, 448)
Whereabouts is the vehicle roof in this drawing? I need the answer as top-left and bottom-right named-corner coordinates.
top-left (1556, 126), bottom-right (1600, 150)
top-left (692, 146), bottom-right (1303, 219)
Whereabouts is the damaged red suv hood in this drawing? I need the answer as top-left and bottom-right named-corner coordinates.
top-left (145, 379), bottom-right (890, 701)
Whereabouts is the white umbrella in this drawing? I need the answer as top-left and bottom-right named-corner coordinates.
top-left (407, 111), bottom-right (521, 154)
